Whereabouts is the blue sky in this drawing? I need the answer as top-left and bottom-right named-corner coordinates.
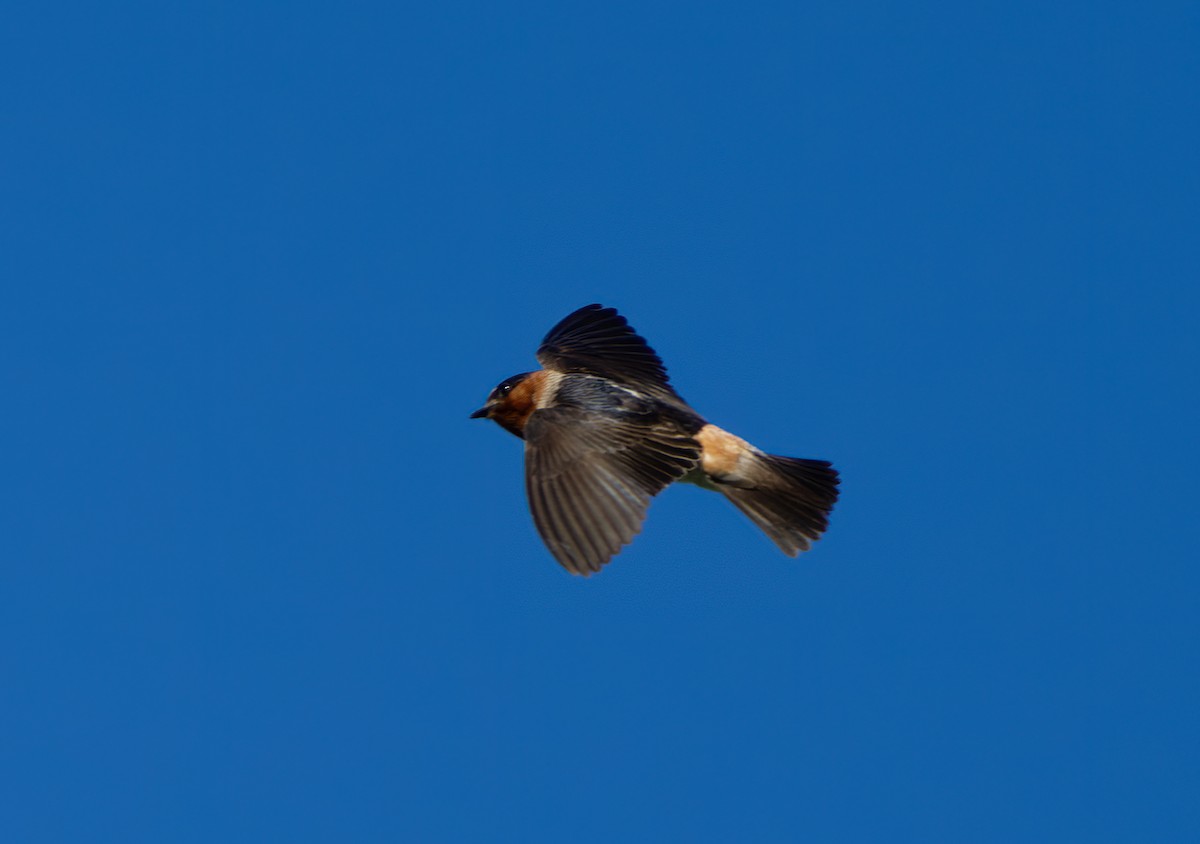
top-left (3, 1), bottom-right (1198, 841)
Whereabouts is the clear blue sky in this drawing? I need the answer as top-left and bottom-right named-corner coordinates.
top-left (3, 2), bottom-right (1198, 841)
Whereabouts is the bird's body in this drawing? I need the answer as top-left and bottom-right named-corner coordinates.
top-left (472, 304), bottom-right (839, 575)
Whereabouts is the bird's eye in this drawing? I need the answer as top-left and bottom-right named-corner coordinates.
top-left (499, 383), bottom-right (513, 395)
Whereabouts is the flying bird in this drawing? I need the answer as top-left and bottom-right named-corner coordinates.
top-left (471, 304), bottom-right (839, 575)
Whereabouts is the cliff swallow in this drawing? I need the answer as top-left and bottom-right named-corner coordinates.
top-left (472, 304), bottom-right (839, 575)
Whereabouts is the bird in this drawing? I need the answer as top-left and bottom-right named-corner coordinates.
top-left (471, 304), bottom-right (839, 575)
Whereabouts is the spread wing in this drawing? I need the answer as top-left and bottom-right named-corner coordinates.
top-left (536, 304), bottom-right (679, 400)
top-left (524, 406), bottom-right (700, 575)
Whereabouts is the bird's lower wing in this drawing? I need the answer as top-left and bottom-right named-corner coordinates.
top-left (524, 407), bottom-right (699, 575)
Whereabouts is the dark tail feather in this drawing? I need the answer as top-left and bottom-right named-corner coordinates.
top-left (718, 454), bottom-right (840, 556)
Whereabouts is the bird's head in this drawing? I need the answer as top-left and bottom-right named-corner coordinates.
top-left (471, 371), bottom-right (540, 438)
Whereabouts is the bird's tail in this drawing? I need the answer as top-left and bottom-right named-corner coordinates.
top-left (716, 450), bottom-right (840, 556)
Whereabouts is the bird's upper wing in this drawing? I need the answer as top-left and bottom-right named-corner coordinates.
top-left (536, 304), bottom-right (678, 400)
top-left (524, 405), bottom-right (700, 575)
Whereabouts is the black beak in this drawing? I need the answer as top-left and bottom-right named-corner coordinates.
top-left (470, 406), bottom-right (490, 419)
